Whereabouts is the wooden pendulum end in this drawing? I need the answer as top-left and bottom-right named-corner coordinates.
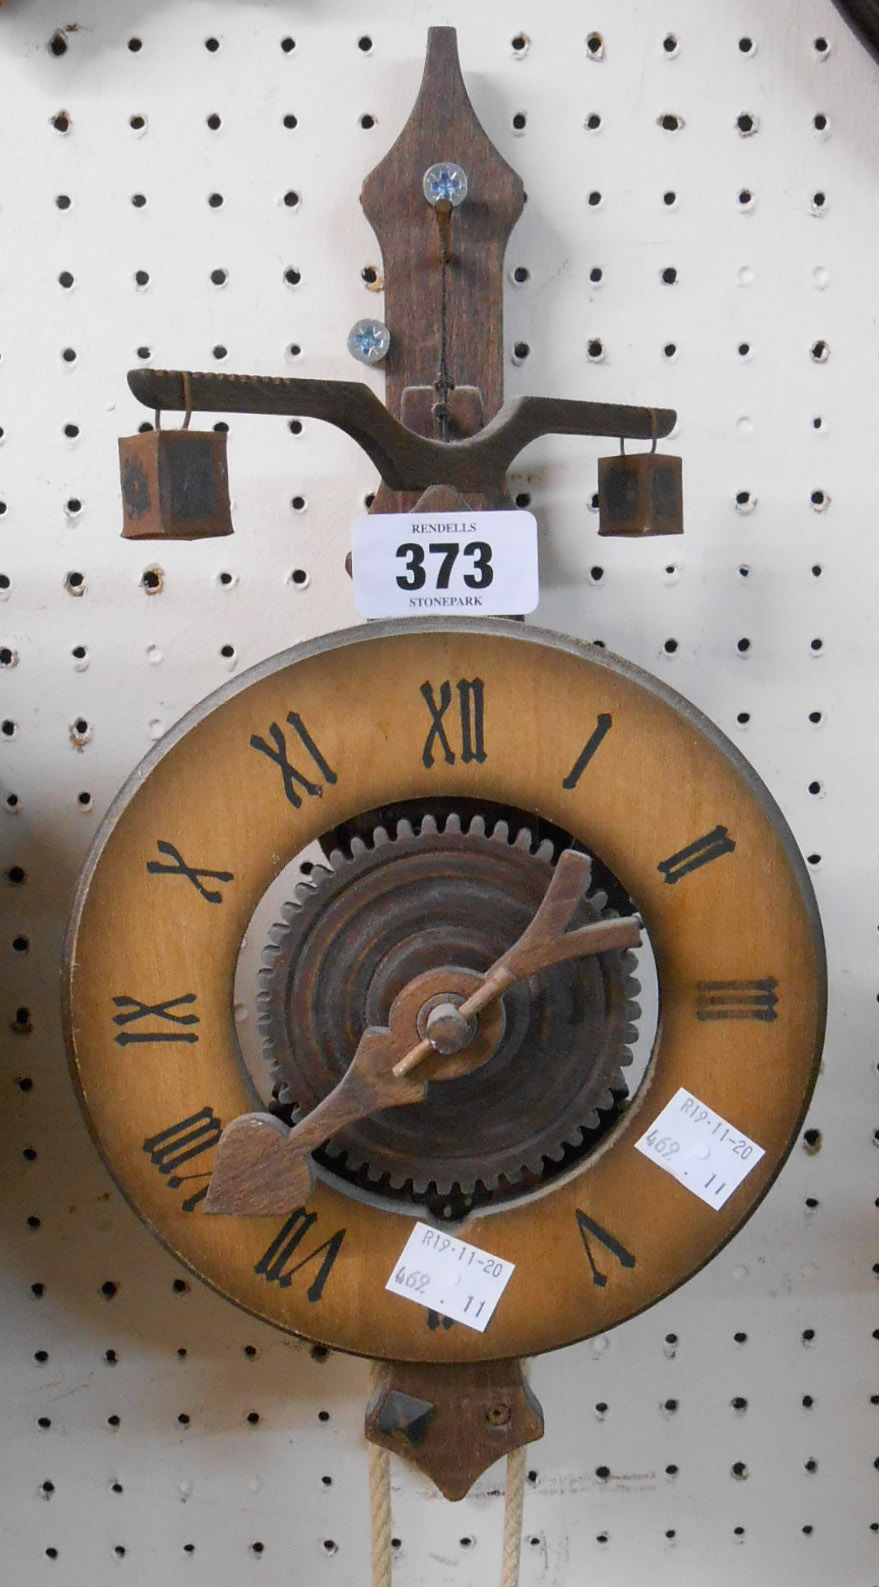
top-left (118, 428), bottom-right (234, 540)
top-left (597, 449), bottom-right (683, 537)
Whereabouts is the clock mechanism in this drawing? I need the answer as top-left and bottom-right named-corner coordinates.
top-left (64, 27), bottom-right (824, 1508)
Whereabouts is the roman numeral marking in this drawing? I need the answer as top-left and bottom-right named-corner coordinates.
top-left (658, 825), bottom-right (735, 884)
top-left (142, 1107), bottom-right (223, 1212)
top-left (575, 1209), bottom-right (637, 1289)
top-left (250, 712), bottom-right (338, 809)
top-left (562, 713), bottom-right (613, 789)
top-left (254, 1208), bottom-right (346, 1303)
top-left (420, 678), bottom-right (486, 768)
top-left (696, 978), bottom-right (778, 1022)
top-left (426, 1310), bottom-right (456, 1331)
top-left (112, 992), bottom-right (199, 1046)
top-left (146, 840), bottom-right (234, 904)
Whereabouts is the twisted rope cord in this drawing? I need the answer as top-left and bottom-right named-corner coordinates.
top-left (368, 1362), bottom-right (393, 1587)
top-left (500, 1446), bottom-right (527, 1587)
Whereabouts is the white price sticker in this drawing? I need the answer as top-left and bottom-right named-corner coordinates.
top-left (386, 1221), bottom-right (515, 1332)
top-left (351, 510), bottom-right (539, 618)
top-left (635, 1088), bottom-right (766, 1209)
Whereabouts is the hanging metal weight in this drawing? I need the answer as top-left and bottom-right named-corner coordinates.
top-left (597, 439), bottom-right (683, 537)
top-left (118, 400), bottom-right (233, 541)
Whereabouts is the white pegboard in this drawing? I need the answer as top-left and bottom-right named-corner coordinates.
top-left (1, 1), bottom-right (877, 1582)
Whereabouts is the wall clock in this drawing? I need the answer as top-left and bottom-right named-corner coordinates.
top-left (63, 27), bottom-right (825, 1509)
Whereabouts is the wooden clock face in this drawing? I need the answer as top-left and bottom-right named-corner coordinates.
top-left (64, 619), bottom-right (825, 1363)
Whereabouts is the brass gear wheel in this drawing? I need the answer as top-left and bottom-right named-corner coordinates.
top-left (258, 811), bottom-right (641, 1214)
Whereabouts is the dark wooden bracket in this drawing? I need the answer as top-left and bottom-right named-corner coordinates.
top-left (366, 1358), bottom-right (544, 1502)
top-left (124, 26), bottom-right (676, 521)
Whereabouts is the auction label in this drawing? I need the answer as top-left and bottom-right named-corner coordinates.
top-left (351, 510), bottom-right (539, 618)
top-left (635, 1088), bottom-right (766, 1209)
top-left (386, 1221), bottom-right (515, 1332)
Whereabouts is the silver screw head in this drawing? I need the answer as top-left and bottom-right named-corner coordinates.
top-left (347, 319), bottom-right (391, 365)
top-left (423, 162), bottom-right (469, 207)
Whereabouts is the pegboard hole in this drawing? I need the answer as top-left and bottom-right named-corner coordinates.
top-left (212, 345), bottom-right (227, 361)
top-left (141, 567), bottom-right (163, 593)
top-left (736, 712), bottom-right (750, 725)
top-left (280, 36), bottom-right (296, 53)
top-left (100, 1281), bottom-right (119, 1303)
top-left (737, 637), bottom-right (751, 653)
top-left (172, 1278), bottom-right (189, 1294)
top-left (664, 638), bottom-right (678, 654)
top-left (585, 112), bottom-right (602, 131)
top-left (129, 114), bottom-right (146, 132)
top-left (361, 266), bottom-right (379, 285)
top-left (360, 113), bottom-right (376, 130)
top-left (587, 190), bottom-right (602, 207)
top-left (812, 191), bottom-right (826, 213)
top-left (801, 1327), bottom-right (816, 1344)
top-left (737, 112), bottom-right (758, 135)
top-left (7, 864), bottom-right (25, 884)
top-left (246, 1411), bottom-right (260, 1425)
top-left (205, 37), bottom-right (220, 52)
top-left (251, 1543), bottom-right (264, 1555)
top-left (459, 1537), bottom-right (473, 1549)
top-left (317, 1410), bottom-right (330, 1422)
top-left (810, 638), bottom-right (823, 653)
top-left (55, 194), bottom-right (71, 212)
top-left (808, 710), bottom-right (822, 724)
top-left (731, 1461), bottom-right (749, 1480)
top-left (590, 567), bottom-right (604, 582)
top-left (663, 191), bottom-right (677, 207)
top-left (663, 343), bottom-right (677, 361)
top-left (808, 780), bottom-right (822, 796)
top-left (661, 266), bottom-right (677, 284)
top-left (358, 35), bottom-right (373, 52)
top-left (289, 569), bottom-right (309, 589)
top-left (323, 1540), bottom-right (338, 1554)
top-left (283, 114), bottom-right (298, 131)
top-left (734, 1332), bottom-right (748, 1344)
top-left (284, 191), bottom-right (300, 209)
top-left (807, 853), bottom-right (821, 866)
top-left (662, 34), bottom-right (679, 56)
top-left (738, 190), bottom-right (754, 210)
top-left (177, 1412), bottom-right (190, 1425)
top-left (587, 339), bottom-right (605, 362)
top-left (61, 347), bottom-right (77, 364)
top-left (208, 192), bottom-right (224, 210)
top-left (131, 194), bottom-right (147, 209)
top-left (514, 493), bottom-right (531, 508)
top-left (512, 341), bottom-right (530, 363)
top-left (52, 111), bottom-right (71, 133)
top-left (13, 936), bottom-right (29, 954)
top-left (0, 647), bottom-right (17, 667)
top-left (512, 111), bottom-right (527, 132)
top-left (37, 1416), bottom-right (51, 1428)
top-left (595, 1466), bottom-right (611, 1481)
top-left (206, 113), bottom-right (221, 130)
top-left (58, 272), bottom-right (74, 289)
top-left (127, 37), bottom-right (142, 52)
top-left (805, 1457), bottom-right (818, 1473)
top-left (321, 1475), bottom-right (333, 1486)
top-left (811, 340), bottom-right (830, 363)
top-left (64, 422), bottom-right (80, 439)
top-left (288, 419), bottom-right (303, 435)
top-left (290, 496), bottom-right (306, 513)
top-left (738, 36), bottom-right (755, 54)
top-left (48, 31), bottom-right (69, 55)
top-left (731, 1396), bottom-right (748, 1412)
top-left (111, 1481), bottom-right (123, 1493)
top-left (813, 36), bottom-right (830, 57)
top-left (586, 33), bottom-right (604, 59)
top-left (813, 112), bottom-right (829, 133)
top-left (659, 113), bottom-right (683, 132)
top-left (589, 267), bottom-right (603, 284)
top-left (512, 266), bottom-right (530, 284)
top-left (5, 793), bottom-right (19, 809)
top-left (13, 1008), bottom-right (32, 1033)
top-left (104, 1350), bottom-right (118, 1365)
top-left (738, 342), bottom-right (752, 359)
top-left (512, 34), bottom-right (529, 55)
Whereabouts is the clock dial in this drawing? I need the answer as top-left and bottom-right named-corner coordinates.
top-left (64, 618), bottom-right (824, 1363)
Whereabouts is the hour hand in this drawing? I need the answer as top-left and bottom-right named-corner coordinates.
top-left (205, 1024), bottom-right (427, 1216)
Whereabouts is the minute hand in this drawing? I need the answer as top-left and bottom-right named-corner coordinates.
top-left (392, 850), bottom-right (642, 1079)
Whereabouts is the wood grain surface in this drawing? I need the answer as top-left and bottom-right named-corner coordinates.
top-left (64, 619), bottom-right (825, 1364)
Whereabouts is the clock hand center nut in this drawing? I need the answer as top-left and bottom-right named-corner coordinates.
top-left (422, 996), bottom-right (478, 1057)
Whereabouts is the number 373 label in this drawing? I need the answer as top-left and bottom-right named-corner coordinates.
top-left (351, 510), bottom-right (539, 619)
top-left (635, 1087), bottom-right (766, 1209)
top-left (386, 1222), bottom-right (515, 1332)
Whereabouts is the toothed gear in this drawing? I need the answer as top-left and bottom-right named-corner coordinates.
top-left (258, 812), bottom-right (640, 1210)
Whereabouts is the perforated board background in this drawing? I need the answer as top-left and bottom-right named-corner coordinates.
top-left (0, 0), bottom-right (876, 1582)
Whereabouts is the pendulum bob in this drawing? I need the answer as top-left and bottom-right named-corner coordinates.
top-left (597, 448), bottom-right (683, 537)
top-left (118, 428), bottom-right (234, 540)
